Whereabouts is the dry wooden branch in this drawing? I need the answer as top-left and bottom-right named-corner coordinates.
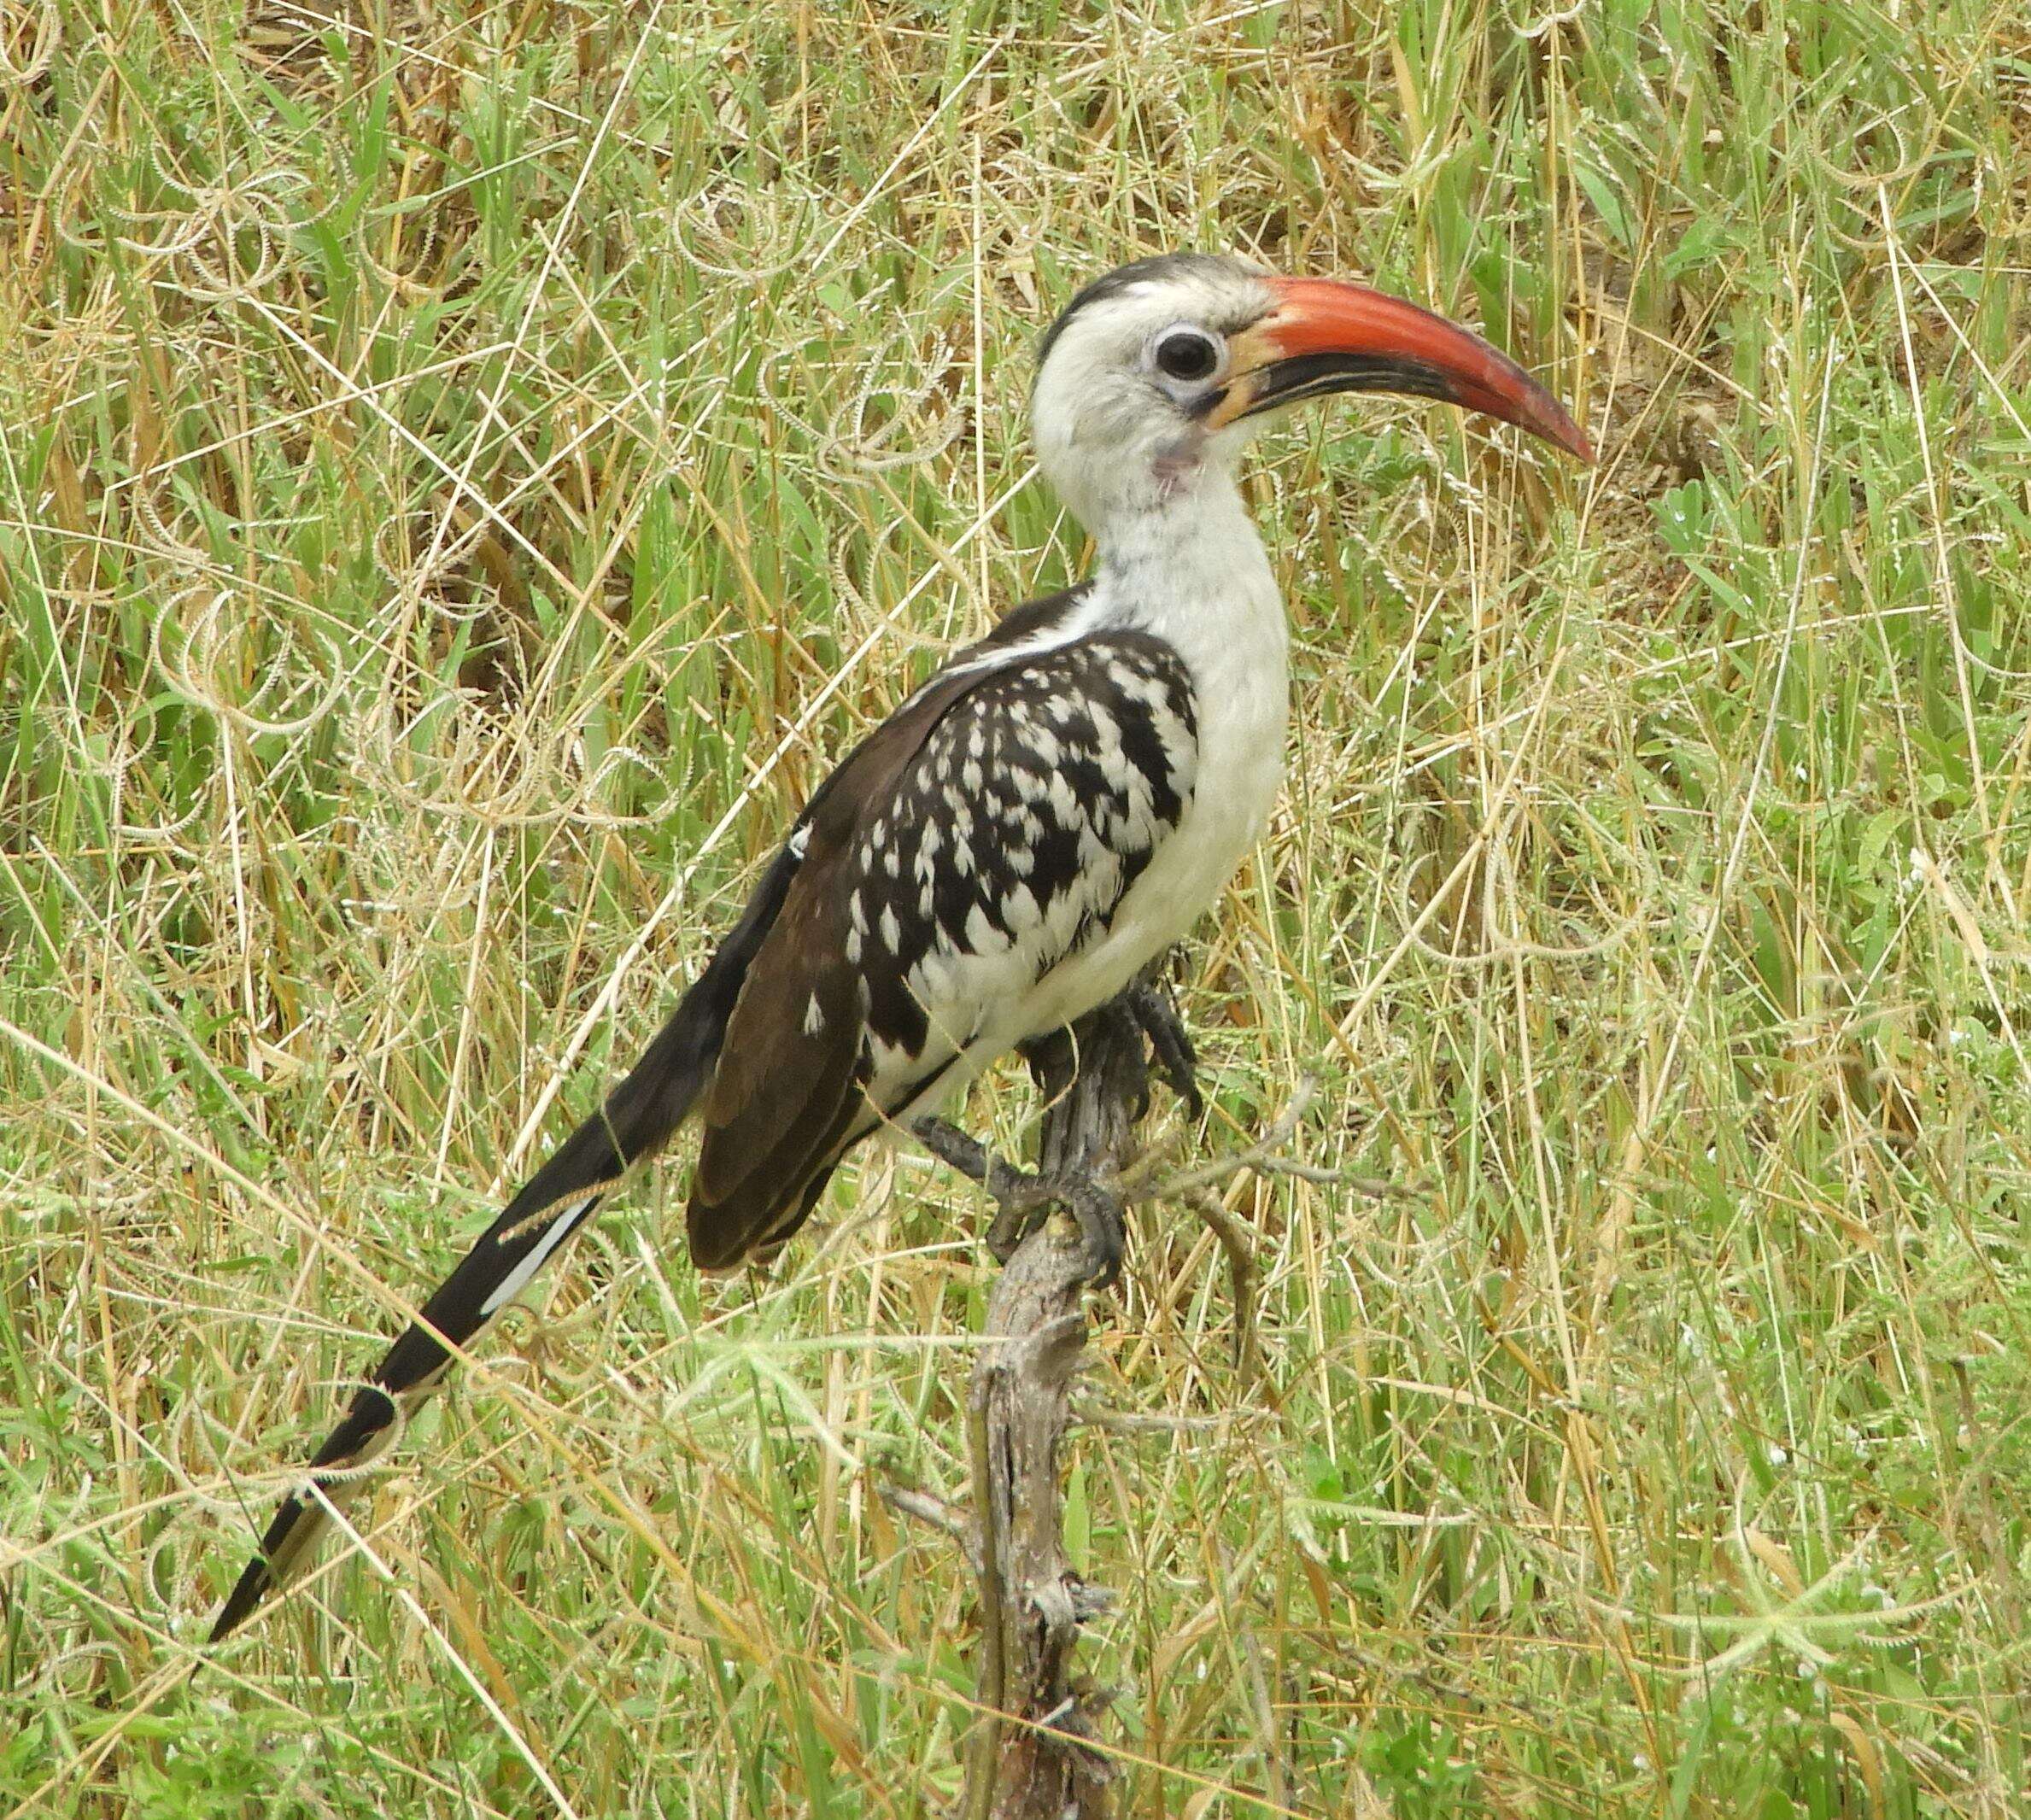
top-left (956, 980), bottom-right (1359, 1813)
top-left (961, 999), bottom-right (1147, 1819)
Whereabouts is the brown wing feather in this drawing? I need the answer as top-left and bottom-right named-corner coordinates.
top-left (687, 871), bottom-right (867, 1267)
top-left (681, 610), bottom-right (1068, 1267)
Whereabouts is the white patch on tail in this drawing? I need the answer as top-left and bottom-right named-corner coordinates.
top-left (479, 1193), bottom-right (600, 1318)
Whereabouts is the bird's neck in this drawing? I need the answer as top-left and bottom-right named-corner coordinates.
top-left (1087, 470), bottom-right (1287, 698)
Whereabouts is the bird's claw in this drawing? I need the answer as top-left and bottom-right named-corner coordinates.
top-left (986, 1172), bottom-right (1123, 1288)
top-left (917, 1118), bottom-right (1123, 1289)
top-left (1060, 1174), bottom-right (1126, 1288)
top-left (985, 1193), bottom-right (1044, 1264)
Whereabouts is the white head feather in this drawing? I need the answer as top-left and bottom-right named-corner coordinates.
top-left (1031, 255), bottom-right (1277, 539)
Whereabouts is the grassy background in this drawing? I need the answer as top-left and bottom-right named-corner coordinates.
top-left (5, 0), bottom-right (2031, 1813)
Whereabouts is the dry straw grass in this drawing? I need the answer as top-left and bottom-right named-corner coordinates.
top-left (5, 1), bottom-right (2031, 1814)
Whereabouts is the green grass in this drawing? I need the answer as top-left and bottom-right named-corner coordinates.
top-left (5, 0), bottom-right (2031, 1813)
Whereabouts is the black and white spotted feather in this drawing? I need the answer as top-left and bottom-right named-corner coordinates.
top-left (852, 633), bottom-right (1197, 1068)
top-left (688, 623), bottom-right (1197, 1267)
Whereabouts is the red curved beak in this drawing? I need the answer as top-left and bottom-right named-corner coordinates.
top-left (1215, 275), bottom-right (1594, 464)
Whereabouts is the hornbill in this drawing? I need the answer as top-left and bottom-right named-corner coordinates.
top-left (208, 252), bottom-right (1590, 1641)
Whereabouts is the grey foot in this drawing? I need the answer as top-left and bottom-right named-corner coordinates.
top-left (915, 1117), bottom-right (1126, 1289)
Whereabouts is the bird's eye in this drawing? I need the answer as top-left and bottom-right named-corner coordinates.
top-left (1153, 328), bottom-right (1222, 383)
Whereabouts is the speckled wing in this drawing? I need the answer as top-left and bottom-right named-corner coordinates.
top-left (686, 629), bottom-right (1199, 1268)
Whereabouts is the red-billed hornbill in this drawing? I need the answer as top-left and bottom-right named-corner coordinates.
top-left (209, 253), bottom-right (1589, 1641)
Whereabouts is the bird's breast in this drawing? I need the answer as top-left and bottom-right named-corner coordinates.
top-left (990, 556), bottom-right (1291, 1039)
top-left (1114, 603), bottom-right (1289, 944)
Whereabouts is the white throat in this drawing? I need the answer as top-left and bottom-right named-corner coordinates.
top-left (1090, 468), bottom-right (1286, 711)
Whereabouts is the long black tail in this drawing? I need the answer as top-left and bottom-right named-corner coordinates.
top-left (208, 840), bottom-right (804, 1642)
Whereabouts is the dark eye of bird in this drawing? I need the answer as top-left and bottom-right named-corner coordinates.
top-left (1155, 330), bottom-right (1220, 383)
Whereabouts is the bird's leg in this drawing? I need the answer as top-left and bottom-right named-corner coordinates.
top-left (1097, 997), bottom-right (1152, 1122)
top-left (914, 1117), bottom-right (1126, 1289)
top-left (1124, 978), bottom-right (1203, 1121)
